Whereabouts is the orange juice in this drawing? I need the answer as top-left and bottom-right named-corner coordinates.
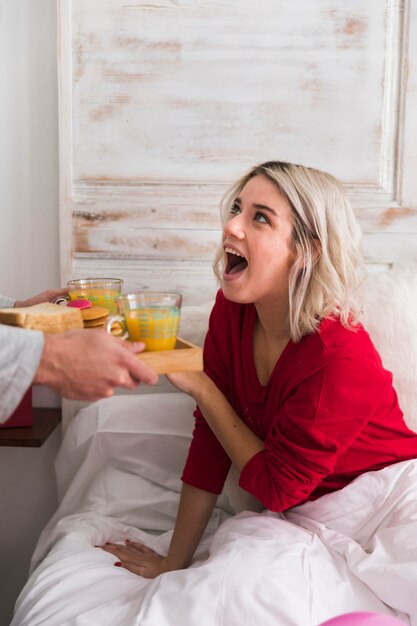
top-left (69, 289), bottom-right (120, 313)
top-left (125, 307), bottom-right (180, 351)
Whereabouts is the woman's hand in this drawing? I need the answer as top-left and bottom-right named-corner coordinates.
top-left (101, 540), bottom-right (168, 579)
top-left (166, 370), bottom-right (213, 401)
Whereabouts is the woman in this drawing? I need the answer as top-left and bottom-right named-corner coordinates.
top-left (103, 160), bottom-right (417, 577)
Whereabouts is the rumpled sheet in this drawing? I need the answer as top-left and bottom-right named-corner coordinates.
top-left (11, 394), bottom-right (417, 626)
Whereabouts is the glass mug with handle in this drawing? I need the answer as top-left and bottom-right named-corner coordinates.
top-left (54, 278), bottom-right (123, 313)
top-left (106, 292), bottom-right (182, 351)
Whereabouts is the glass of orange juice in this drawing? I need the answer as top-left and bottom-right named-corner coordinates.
top-left (106, 292), bottom-right (182, 351)
top-left (53, 278), bottom-right (123, 313)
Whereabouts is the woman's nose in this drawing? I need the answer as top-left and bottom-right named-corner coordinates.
top-left (224, 214), bottom-right (245, 239)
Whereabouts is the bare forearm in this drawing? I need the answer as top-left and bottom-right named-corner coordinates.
top-left (167, 371), bottom-right (264, 472)
top-left (166, 483), bottom-right (218, 571)
top-left (196, 379), bottom-right (264, 472)
top-left (14, 288), bottom-right (69, 308)
top-left (34, 330), bottom-right (158, 399)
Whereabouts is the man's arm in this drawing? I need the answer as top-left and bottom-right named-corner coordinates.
top-left (14, 288), bottom-right (69, 308)
top-left (0, 295), bottom-right (17, 308)
top-left (34, 329), bottom-right (158, 400)
top-left (0, 325), bottom-right (158, 423)
top-left (0, 325), bottom-right (44, 422)
top-left (0, 288), bottom-right (69, 310)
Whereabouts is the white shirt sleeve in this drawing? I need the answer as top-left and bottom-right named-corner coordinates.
top-left (0, 295), bottom-right (16, 308)
top-left (0, 325), bottom-right (44, 423)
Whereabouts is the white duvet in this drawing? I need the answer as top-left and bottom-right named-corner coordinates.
top-left (11, 394), bottom-right (417, 626)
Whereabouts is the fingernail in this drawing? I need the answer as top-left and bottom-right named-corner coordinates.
top-left (114, 562), bottom-right (122, 567)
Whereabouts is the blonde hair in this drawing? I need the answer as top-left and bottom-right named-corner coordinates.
top-left (213, 161), bottom-right (365, 342)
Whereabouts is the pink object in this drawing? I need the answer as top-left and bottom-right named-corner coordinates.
top-left (67, 299), bottom-right (92, 309)
top-left (319, 612), bottom-right (404, 626)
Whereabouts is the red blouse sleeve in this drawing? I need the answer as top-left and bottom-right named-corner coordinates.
top-left (239, 355), bottom-right (382, 511)
top-left (181, 292), bottom-right (233, 494)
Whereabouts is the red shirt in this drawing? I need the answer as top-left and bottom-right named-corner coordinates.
top-left (181, 290), bottom-right (417, 512)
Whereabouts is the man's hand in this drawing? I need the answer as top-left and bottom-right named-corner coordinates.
top-left (15, 288), bottom-right (69, 308)
top-left (34, 329), bottom-right (158, 400)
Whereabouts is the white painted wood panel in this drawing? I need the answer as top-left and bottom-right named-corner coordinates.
top-left (59, 0), bottom-right (417, 299)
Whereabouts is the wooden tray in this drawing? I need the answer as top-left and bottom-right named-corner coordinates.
top-left (137, 337), bottom-right (203, 374)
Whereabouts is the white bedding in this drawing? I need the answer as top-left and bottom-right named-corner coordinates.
top-left (12, 394), bottom-right (417, 626)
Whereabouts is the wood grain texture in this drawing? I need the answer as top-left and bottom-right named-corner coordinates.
top-left (137, 337), bottom-right (203, 374)
top-left (0, 408), bottom-right (61, 448)
top-left (58, 0), bottom-right (417, 293)
top-left (69, 0), bottom-right (388, 182)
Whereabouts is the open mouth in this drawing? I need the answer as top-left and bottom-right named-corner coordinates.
top-left (224, 247), bottom-right (248, 276)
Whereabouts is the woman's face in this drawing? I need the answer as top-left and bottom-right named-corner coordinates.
top-left (221, 174), bottom-right (295, 308)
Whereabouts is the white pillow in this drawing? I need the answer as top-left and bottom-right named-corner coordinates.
top-left (179, 301), bottom-right (213, 347)
top-left (363, 265), bottom-right (417, 432)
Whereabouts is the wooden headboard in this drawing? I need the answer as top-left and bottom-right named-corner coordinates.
top-left (58, 0), bottom-right (417, 296)
top-left (58, 0), bottom-right (417, 425)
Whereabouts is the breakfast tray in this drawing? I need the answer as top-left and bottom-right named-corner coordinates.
top-left (137, 337), bottom-right (203, 374)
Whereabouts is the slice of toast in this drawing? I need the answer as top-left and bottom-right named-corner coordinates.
top-left (0, 302), bottom-right (83, 333)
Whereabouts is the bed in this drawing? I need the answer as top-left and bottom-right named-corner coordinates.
top-left (11, 266), bottom-right (417, 626)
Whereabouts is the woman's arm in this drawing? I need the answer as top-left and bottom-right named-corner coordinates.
top-left (101, 482), bottom-right (218, 578)
top-left (167, 371), bottom-right (264, 472)
top-left (165, 483), bottom-right (218, 570)
top-left (169, 362), bottom-right (375, 514)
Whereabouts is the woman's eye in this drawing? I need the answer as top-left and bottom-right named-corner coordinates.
top-left (230, 203), bottom-right (241, 216)
top-left (255, 211), bottom-right (269, 224)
